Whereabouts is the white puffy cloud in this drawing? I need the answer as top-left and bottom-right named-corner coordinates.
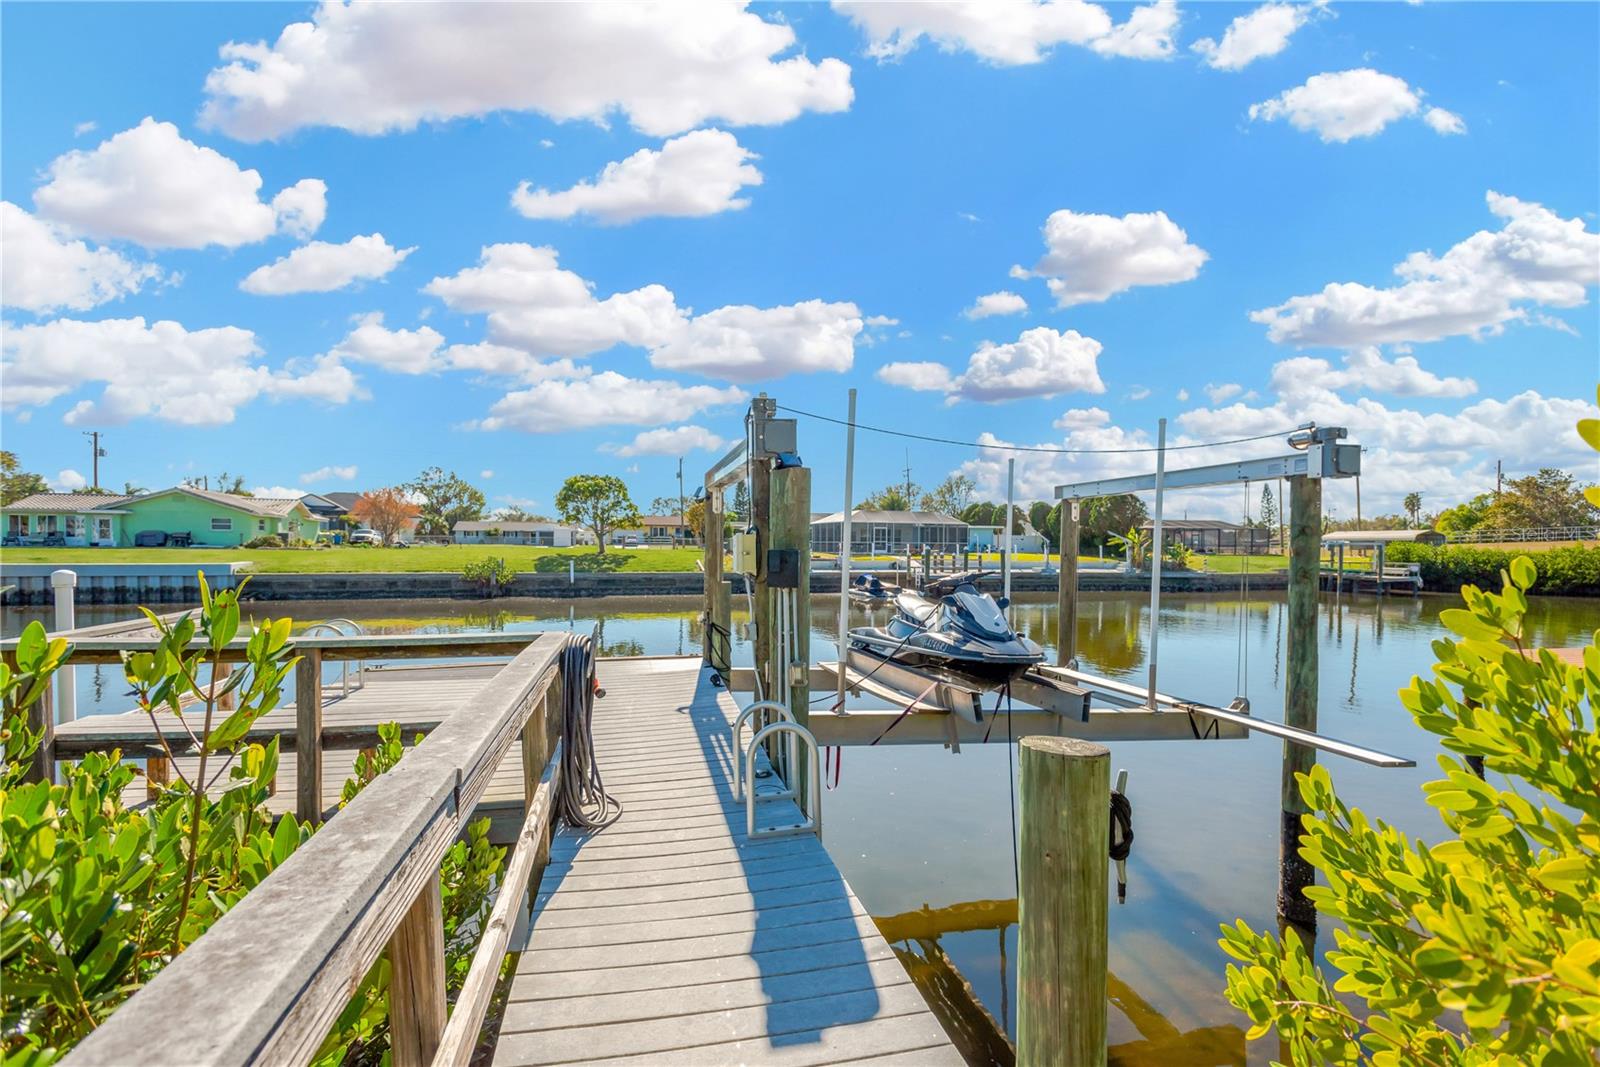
top-left (424, 244), bottom-right (685, 358)
top-left (1270, 347), bottom-right (1476, 399)
top-left (605, 425), bottom-right (730, 457)
top-left (1, 202), bottom-right (165, 313)
top-left (1, 316), bottom-right (360, 425)
top-left (1205, 382), bottom-right (1244, 404)
top-left (878, 326), bottom-right (1105, 403)
top-left (73, 121), bottom-right (96, 137)
top-left (834, 0), bottom-right (1176, 64)
top-left (650, 300), bottom-right (862, 381)
top-left (51, 468), bottom-right (88, 492)
top-left (241, 234), bottom-right (414, 295)
top-left (32, 118), bottom-right (324, 249)
top-left (201, 3), bottom-right (852, 141)
top-left (964, 290), bottom-right (1028, 319)
top-left (1423, 106), bottom-right (1467, 136)
top-left (1248, 69), bottom-right (1462, 142)
top-left (512, 129), bottom-right (762, 224)
top-left (329, 312), bottom-right (444, 374)
top-left (1053, 407), bottom-right (1111, 431)
top-left (250, 486), bottom-right (304, 500)
top-left (1018, 207), bottom-right (1207, 306)
top-left (300, 465), bottom-right (358, 483)
top-left (441, 342), bottom-right (590, 383)
top-left (475, 371), bottom-right (746, 433)
top-left (1192, 2), bottom-right (1309, 71)
top-left (426, 244), bottom-right (864, 380)
top-left (1251, 191), bottom-right (1599, 347)
top-left (1089, 0), bottom-right (1180, 59)
top-left (269, 179), bottom-right (329, 239)
top-left (877, 361), bottom-right (955, 392)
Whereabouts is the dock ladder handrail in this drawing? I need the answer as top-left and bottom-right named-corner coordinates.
top-left (730, 699), bottom-right (795, 801)
top-left (745, 720), bottom-right (821, 840)
top-left (62, 631), bottom-right (571, 1067)
top-left (301, 618), bottom-right (367, 695)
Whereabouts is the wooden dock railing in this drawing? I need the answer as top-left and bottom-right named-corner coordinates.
top-left (65, 631), bottom-right (569, 1067)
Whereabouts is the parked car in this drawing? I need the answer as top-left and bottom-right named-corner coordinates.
top-left (348, 529), bottom-right (382, 546)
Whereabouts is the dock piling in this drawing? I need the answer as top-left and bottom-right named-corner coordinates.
top-left (1018, 735), bottom-right (1109, 1066)
top-left (50, 569), bottom-right (77, 723)
top-left (1056, 501), bottom-right (1079, 667)
top-left (1279, 474), bottom-right (1321, 933)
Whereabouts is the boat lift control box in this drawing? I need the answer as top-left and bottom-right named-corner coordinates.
top-left (753, 418), bottom-right (797, 457)
top-left (731, 531), bottom-right (759, 574)
top-left (766, 549), bottom-right (801, 588)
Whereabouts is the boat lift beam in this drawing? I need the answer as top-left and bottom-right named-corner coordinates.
top-left (1054, 444), bottom-right (1359, 501)
top-left (1042, 666), bottom-right (1414, 768)
top-left (705, 438), bottom-right (748, 493)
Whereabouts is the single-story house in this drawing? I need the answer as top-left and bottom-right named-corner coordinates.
top-left (640, 514), bottom-right (695, 545)
top-left (810, 510), bottom-right (968, 554)
top-left (2, 487), bottom-right (319, 547)
top-left (1143, 518), bottom-right (1275, 555)
top-left (967, 523), bottom-right (1047, 554)
top-left (300, 492), bottom-right (349, 531)
top-left (452, 520), bottom-right (591, 547)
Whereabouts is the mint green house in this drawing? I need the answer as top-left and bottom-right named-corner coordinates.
top-left (2, 488), bottom-right (319, 547)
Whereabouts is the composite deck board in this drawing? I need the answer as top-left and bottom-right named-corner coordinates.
top-left (495, 658), bottom-right (957, 1066)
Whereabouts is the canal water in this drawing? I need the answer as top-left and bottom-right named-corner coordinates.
top-left (7, 590), bottom-right (1596, 1064)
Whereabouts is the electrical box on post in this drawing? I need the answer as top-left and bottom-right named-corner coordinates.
top-left (731, 531), bottom-right (758, 574)
top-left (754, 418), bottom-right (797, 457)
top-left (767, 549), bottom-right (801, 588)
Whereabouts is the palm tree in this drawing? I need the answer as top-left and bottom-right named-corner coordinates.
top-left (1403, 492), bottom-right (1423, 528)
top-left (1107, 525), bottom-right (1151, 570)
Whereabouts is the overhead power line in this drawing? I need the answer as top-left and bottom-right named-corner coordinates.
top-left (777, 404), bottom-right (1297, 456)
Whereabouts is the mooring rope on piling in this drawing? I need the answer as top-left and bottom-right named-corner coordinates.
top-left (554, 633), bottom-right (623, 833)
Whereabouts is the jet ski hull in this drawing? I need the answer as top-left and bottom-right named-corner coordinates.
top-left (848, 627), bottom-right (1042, 685)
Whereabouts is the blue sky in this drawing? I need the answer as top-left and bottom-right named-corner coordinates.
top-left (2, 1), bottom-right (1596, 522)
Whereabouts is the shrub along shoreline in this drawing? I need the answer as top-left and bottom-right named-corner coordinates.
top-left (1384, 542), bottom-right (1600, 596)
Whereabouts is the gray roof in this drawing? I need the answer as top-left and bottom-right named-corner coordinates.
top-left (160, 487), bottom-right (307, 517)
top-left (322, 492), bottom-right (361, 510)
top-left (811, 509), bottom-right (965, 525)
top-left (3, 492), bottom-right (133, 512)
top-left (1141, 518), bottom-right (1250, 531)
top-left (1323, 529), bottom-right (1446, 544)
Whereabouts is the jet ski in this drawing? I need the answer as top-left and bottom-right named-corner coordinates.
top-left (848, 573), bottom-right (898, 604)
top-left (848, 571), bottom-right (1044, 685)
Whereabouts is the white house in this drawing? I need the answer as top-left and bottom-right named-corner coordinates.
top-left (452, 520), bottom-right (591, 547)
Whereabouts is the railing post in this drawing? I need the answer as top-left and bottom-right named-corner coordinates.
top-left (24, 678), bottom-right (54, 785)
top-left (295, 647), bottom-right (323, 824)
top-left (1018, 736), bottom-right (1109, 1066)
top-left (388, 879), bottom-right (447, 1067)
top-left (524, 672), bottom-right (561, 884)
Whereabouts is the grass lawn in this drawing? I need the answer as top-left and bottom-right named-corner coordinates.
top-left (0, 545), bottom-right (707, 574)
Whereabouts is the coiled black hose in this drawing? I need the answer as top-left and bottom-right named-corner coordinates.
top-left (553, 633), bottom-right (623, 833)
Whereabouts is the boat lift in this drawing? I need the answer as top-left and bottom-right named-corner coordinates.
top-left (703, 400), bottom-right (1410, 772)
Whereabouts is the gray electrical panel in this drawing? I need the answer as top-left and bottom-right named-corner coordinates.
top-left (754, 418), bottom-right (797, 456)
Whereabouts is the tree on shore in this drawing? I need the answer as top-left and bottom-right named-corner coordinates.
top-left (556, 475), bottom-right (640, 555)
top-left (0, 452), bottom-right (49, 505)
top-left (921, 474), bottom-right (976, 516)
top-left (1403, 491), bottom-right (1423, 527)
top-left (349, 488), bottom-right (420, 545)
top-left (405, 467), bottom-right (486, 537)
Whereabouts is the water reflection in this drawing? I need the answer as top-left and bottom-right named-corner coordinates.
top-left (874, 898), bottom-right (1246, 1066)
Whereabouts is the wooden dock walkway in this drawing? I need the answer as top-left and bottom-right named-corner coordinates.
top-left (495, 657), bottom-right (962, 1066)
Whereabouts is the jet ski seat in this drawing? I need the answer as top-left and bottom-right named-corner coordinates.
top-left (895, 592), bottom-right (939, 623)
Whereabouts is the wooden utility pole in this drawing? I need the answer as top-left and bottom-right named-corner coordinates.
top-left (1280, 474), bottom-right (1321, 933)
top-left (1056, 500), bottom-right (1079, 667)
top-left (702, 483), bottom-right (731, 673)
top-left (1018, 736), bottom-right (1109, 1065)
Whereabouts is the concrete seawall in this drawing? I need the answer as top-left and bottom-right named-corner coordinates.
top-left (2, 565), bottom-right (1289, 604)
